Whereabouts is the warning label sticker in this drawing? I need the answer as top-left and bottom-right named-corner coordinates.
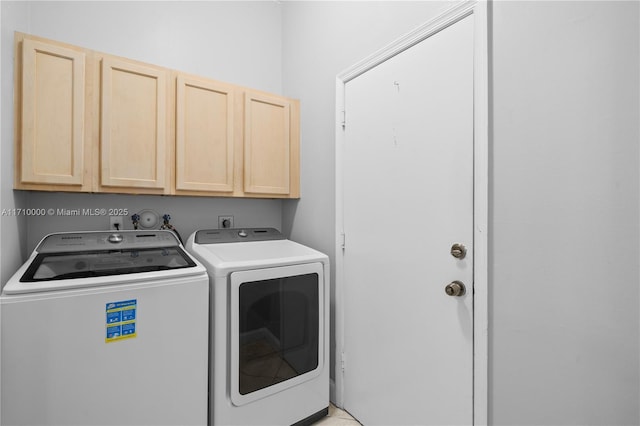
top-left (105, 299), bottom-right (137, 343)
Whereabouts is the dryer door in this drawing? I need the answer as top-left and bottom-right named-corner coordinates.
top-left (229, 262), bottom-right (324, 406)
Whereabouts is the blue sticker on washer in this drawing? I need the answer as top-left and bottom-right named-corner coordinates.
top-left (105, 299), bottom-right (137, 343)
top-left (121, 322), bottom-right (136, 336)
top-left (106, 325), bottom-right (121, 339)
top-left (106, 311), bottom-right (121, 323)
top-left (122, 308), bottom-right (136, 322)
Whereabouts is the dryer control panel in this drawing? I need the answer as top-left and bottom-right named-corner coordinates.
top-left (195, 228), bottom-right (285, 244)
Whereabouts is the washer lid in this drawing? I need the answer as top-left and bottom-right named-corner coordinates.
top-left (20, 246), bottom-right (196, 282)
top-left (2, 230), bottom-right (205, 295)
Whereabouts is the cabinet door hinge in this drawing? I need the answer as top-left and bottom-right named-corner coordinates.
top-left (341, 110), bottom-right (346, 129)
top-left (341, 232), bottom-right (346, 250)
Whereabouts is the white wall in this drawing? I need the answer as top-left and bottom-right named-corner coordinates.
top-left (0, 1), bottom-right (285, 284)
top-left (490, 1), bottom-right (639, 424)
top-left (24, 1), bottom-right (283, 92)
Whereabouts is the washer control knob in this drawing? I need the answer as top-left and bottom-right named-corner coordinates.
top-left (108, 233), bottom-right (123, 244)
top-left (238, 230), bottom-right (248, 238)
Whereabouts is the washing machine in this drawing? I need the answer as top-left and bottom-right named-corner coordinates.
top-left (1, 230), bottom-right (209, 426)
top-left (186, 228), bottom-right (329, 426)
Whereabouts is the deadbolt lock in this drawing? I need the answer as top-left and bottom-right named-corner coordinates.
top-left (445, 280), bottom-right (466, 297)
top-left (450, 243), bottom-right (467, 259)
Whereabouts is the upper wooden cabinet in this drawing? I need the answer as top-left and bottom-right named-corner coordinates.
top-left (97, 56), bottom-right (170, 194)
top-left (15, 37), bottom-right (91, 191)
top-left (14, 33), bottom-right (300, 198)
top-left (175, 74), bottom-right (236, 195)
top-left (244, 91), bottom-right (296, 196)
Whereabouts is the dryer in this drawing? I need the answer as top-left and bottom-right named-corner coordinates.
top-left (186, 228), bottom-right (329, 426)
top-left (1, 230), bottom-right (209, 426)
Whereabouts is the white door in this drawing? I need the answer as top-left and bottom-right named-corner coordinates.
top-left (341, 15), bottom-right (474, 425)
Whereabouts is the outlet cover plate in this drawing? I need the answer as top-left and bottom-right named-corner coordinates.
top-left (218, 216), bottom-right (234, 229)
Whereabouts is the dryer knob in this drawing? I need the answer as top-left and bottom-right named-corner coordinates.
top-left (108, 233), bottom-right (123, 244)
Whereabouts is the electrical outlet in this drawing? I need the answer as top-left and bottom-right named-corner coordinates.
top-left (218, 216), bottom-right (234, 229)
top-left (109, 216), bottom-right (124, 230)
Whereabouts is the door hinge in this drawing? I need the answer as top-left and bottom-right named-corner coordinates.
top-left (341, 352), bottom-right (346, 373)
top-left (341, 110), bottom-right (346, 129)
top-left (341, 232), bottom-right (346, 250)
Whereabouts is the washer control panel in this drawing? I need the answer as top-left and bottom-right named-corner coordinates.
top-left (37, 231), bottom-right (180, 253)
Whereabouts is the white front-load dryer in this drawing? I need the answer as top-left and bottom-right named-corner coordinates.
top-left (186, 228), bottom-right (330, 426)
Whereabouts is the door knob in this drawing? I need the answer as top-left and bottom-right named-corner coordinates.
top-left (445, 281), bottom-right (466, 297)
top-left (450, 243), bottom-right (467, 259)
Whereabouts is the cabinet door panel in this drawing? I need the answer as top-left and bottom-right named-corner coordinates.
top-left (176, 76), bottom-right (234, 192)
top-left (244, 92), bottom-right (290, 195)
top-left (20, 39), bottom-right (85, 186)
top-left (100, 57), bottom-right (167, 190)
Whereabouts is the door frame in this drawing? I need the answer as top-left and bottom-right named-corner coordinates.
top-left (334, 1), bottom-right (489, 424)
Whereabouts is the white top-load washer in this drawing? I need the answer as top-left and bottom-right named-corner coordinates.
top-left (1, 230), bottom-right (209, 426)
top-left (186, 228), bottom-right (330, 426)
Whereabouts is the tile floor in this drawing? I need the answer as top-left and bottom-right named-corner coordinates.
top-left (312, 404), bottom-right (361, 425)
